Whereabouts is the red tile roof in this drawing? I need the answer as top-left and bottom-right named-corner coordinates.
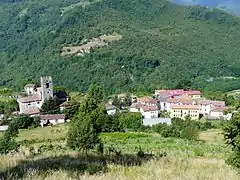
top-left (156, 89), bottom-right (185, 97)
top-left (184, 90), bottom-right (201, 95)
top-left (141, 105), bottom-right (159, 112)
top-left (137, 97), bottom-right (157, 104)
top-left (156, 89), bottom-right (201, 97)
top-left (171, 105), bottom-right (200, 110)
top-left (168, 98), bottom-right (195, 104)
top-left (40, 114), bottom-right (65, 120)
top-left (18, 95), bottom-right (41, 103)
top-left (130, 103), bottom-right (145, 108)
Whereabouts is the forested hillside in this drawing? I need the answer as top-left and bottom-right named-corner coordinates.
top-left (172, 0), bottom-right (240, 16)
top-left (1, 0), bottom-right (240, 94)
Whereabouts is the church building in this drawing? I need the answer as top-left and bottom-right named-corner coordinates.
top-left (17, 76), bottom-right (53, 116)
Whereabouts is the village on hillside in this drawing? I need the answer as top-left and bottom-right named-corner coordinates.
top-left (0, 76), bottom-right (236, 132)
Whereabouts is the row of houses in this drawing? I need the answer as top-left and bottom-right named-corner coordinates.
top-left (130, 89), bottom-right (232, 121)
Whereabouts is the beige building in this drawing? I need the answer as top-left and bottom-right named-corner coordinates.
top-left (170, 105), bottom-right (200, 120)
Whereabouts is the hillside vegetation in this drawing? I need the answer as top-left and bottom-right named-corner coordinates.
top-left (1, 0), bottom-right (240, 93)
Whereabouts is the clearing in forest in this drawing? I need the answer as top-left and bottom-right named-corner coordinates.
top-left (60, 33), bottom-right (122, 57)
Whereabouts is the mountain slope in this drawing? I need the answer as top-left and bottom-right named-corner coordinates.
top-left (1, 0), bottom-right (240, 93)
top-left (171, 0), bottom-right (240, 16)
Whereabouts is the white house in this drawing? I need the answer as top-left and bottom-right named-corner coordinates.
top-left (209, 107), bottom-right (232, 120)
top-left (105, 104), bottom-right (117, 115)
top-left (158, 96), bottom-right (171, 111)
top-left (197, 100), bottom-right (226, 116)
top-left (140, 105), bottom-right (159, 119)
top-left (40, 114), bottom-right (65, 127)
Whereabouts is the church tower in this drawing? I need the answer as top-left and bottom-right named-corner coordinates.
top-left (40, 76), bottom-right (53, 101)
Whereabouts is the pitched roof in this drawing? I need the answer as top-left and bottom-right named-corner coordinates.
top-left (141, 105), bottom-right (159, 112)
top-left (18, 94), bottom-right (41, 103)
top-left (137, 97), bottom-right (157, 104)
top-left (156, 89), bottom-right (201, 97)
top-left (184, 90), bottom-right (201, 95)
top-left (24, 107), bottom-right (40, 115)
top-left (130, 103), bottom-right (145, 108)
top-left (40, 114), bottom-right (65, 120)
top-left (155, 89), bottom-right (185, 97)
top-left (171, 105), bottom-right (200, 110)
top-left (211, 107), bottom-right (228, 112)
top-left (168, 98), bottom-right (195, 104)
top-left (198, 100), bottom-right (225, 107)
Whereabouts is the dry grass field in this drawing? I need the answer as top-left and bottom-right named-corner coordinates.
top-left (0, 125), bottom-right (239, 180)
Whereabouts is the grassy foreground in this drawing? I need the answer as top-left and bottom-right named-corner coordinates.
top-left (0, 125), bottom-right (239, 179)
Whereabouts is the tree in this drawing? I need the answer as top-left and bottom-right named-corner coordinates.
top-left (63, 100), bottom-right (81, 119)
top-left (123, 93), bottom-right (132, 107)
top-left (0, 119), bottom-right (19, 154)
top-left (112, 95), bottom-right (122, 109)
top-left (40, 96), bottom-right (60, 114)
top-left (13, 115), bottom-right (34, 129)
top-left (223, 113), bottom-right (240, 168)
top-left (119, 112), bottom-right (142, 131)
top-left (67, 115), bottom-right (100, 153)
top-left (76, 85), bottom-right (108, 133)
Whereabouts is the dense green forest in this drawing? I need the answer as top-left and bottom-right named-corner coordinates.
top-left (1, 0), bottom-right (240, 94)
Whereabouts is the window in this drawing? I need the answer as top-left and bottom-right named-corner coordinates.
top-left (45, 82), bottom-right (50, 88)
top-left (28, 103), bottom-right (31, 106)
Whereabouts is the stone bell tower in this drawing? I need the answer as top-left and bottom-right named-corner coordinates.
top-left (40, 76), bottom-right (53, 101)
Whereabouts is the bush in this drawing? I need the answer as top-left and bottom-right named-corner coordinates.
top-left (152, 118), bottom-right (212, 140)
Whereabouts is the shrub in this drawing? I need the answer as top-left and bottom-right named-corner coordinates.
top-left (152, 118), bottom-right (206, 140)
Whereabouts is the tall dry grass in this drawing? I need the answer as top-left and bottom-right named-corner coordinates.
top-left (0, 153), bottom-right (239, 180)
